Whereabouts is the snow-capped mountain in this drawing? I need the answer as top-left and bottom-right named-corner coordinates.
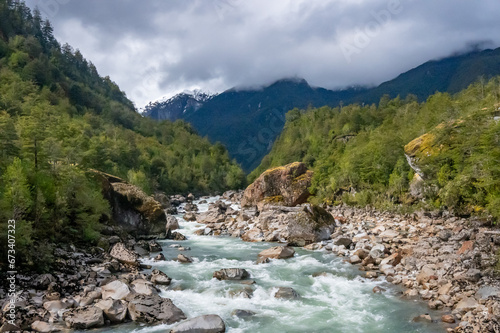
top-left (142, 90), bottom-right (215, 121)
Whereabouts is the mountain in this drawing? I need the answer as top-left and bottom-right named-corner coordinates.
top-left (144, 47), bottom-right (500, 172)
top-left (142, 90), bottom-right (213, 121)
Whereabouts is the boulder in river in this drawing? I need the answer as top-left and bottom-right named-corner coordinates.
top-left (127, 294), bottom-right (186, 324)
top-left (213, 268), bottom-right (250, 280)
top-left (241, 162), bottom-right (313, 208)
top-left (150, 269), bottom-right (172, 286)
top-left (170, 314), bottom-right (226, 333)
top-left (166, 215), bottom-right (180, 232)
top-left (258, 246), bottom-right (295, 260)
top-left (274, 287), bottom-right (300, 300)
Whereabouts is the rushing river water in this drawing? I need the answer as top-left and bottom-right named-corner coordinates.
top-left (96, 197), bottom-right (447, 333)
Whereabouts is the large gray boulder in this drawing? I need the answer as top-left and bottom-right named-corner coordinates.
top-left (127, 294), bottom-right (186, 324)
top-left (95, 299), bottom-right (128, 323)
top-left (243, 204), bottom-right (334, 246)
top-left (62, 306), bottom-right (104, 329)
top-left (101, 280), bottom-right (131, 300)
top-left (110, 242), bottom-right (139, 266)
top-left (150, 269), bottom-right (172, 286)
top-left (166, 215), bottom-right (180, 231)
top-left (170, 315), bottom-right (226, 333)
top-left (213, 268), bottom-right (249, 281)
top-left (131, 279), bottom-right (158, 296)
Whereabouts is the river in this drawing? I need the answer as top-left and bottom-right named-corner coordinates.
top-left (94, 197), bottom-right (447, 333)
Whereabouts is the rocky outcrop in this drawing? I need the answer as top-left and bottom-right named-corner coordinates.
top-left (91, 170), bottom-right (166, 235)
top-left (242, 162), bottom-right (313, 208)
top-left (127, 294), bottom-right (186, 324)
top-left (170, 315), bottom-right (226, 333)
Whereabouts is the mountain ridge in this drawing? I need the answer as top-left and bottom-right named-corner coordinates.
top-left (144, 46), bottom-right (500, 172)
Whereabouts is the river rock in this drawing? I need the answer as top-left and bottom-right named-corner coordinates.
top-left (127, 294), bottom-right (186, 324)
top-left (95, 299), bottom-right (127, 323)
top-left (110, 242), bottom-right (139, 266)
top-left (183, 212), bottom-right (197, 221)
top-left (30, 321), bottom-right (59, 332)
top-left (177, 254), bottom-right (193, 263)
top-left (274, 287), bottom-right (300, 300)
top-left (213, 268), bottom-right (249, 280)
top-left (416, 266), bottom-right (435, 285)
top-left (241, 162), bottom-right (313, 207)
top-left (131, 279), bottom-right (158, 296)
top-left (258, 246), bottom-right (295, 260)
top-left (166, 215), bottom-right (179, 231)
top-left (148, 240), bottom-right (162, 252)
top-left (170, 314), bottom-right (226, 333)
top-left (171, 232), bottom-right (187, 241)
top-left (441, 314), bottom-right (455, 323)
top-left (101, 280), bottom-right (130, 300)
top-left (150, 269), bottom-right (171, 286)
top-left (476, 286), bottom-right (500, 300)
top-left (455, 297), bottom-right (479, 313)
top-left (349, 255), bottom-right (361, 264)
top-left (232, 309), bottom-right (256, 319)
top-left (63, 306), bottom-right (104, 329)
top-left (334, 237), bottom-right (352, 247)
top-left (43, 300), bottom-right (73, 313)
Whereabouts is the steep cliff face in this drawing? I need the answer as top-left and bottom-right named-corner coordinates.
top-left (91, 170), bottom-right (166, 235)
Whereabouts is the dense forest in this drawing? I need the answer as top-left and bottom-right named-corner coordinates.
top-left (0, 0), bottom-right (245, 271)
top-left (251, 78), bottom-right (500, 221)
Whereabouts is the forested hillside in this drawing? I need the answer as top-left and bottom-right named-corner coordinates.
top-left (251, 78), bottom-right (500, 220)
top-left (0, 0), bottom-right (245, 271)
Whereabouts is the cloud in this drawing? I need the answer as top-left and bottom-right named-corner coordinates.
top-left (25, 0), bottom-right (500, 108)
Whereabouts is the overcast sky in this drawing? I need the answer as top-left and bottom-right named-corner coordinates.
top-left (26, 0), bottom-right (500, 109)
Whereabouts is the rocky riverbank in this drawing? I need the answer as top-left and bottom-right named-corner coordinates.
top-left (2, 163), bottom-right (500, 332)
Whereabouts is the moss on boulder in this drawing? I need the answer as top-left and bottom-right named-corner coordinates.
top-left (242, 162), bottom-right (313, 208)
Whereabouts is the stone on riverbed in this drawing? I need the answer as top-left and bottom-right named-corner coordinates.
top-left (63, 306), bottom-right (104, 329)
top-left (166, 215), bottom-right (179, 231)
top-left (274, 287), bottom-right (300, 300)
top-left (95, 299), bottom-right (128, 323)
top-left (213, 268), bottom-right (250, 280)
top-left (110, 242), bottom-right (139, 266)
top-left (150, 269), bottom-right (172, 286)
top-left (258, 246), bottom-right (295, 260)
top-left (101, 280), bottom-right (130, 300)
top-left (177, 254), bottom-right (193, 263)
top-left (127, 294), bottom-right (186, 324)
top-left (170, 314), bottom-right (226, 333)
